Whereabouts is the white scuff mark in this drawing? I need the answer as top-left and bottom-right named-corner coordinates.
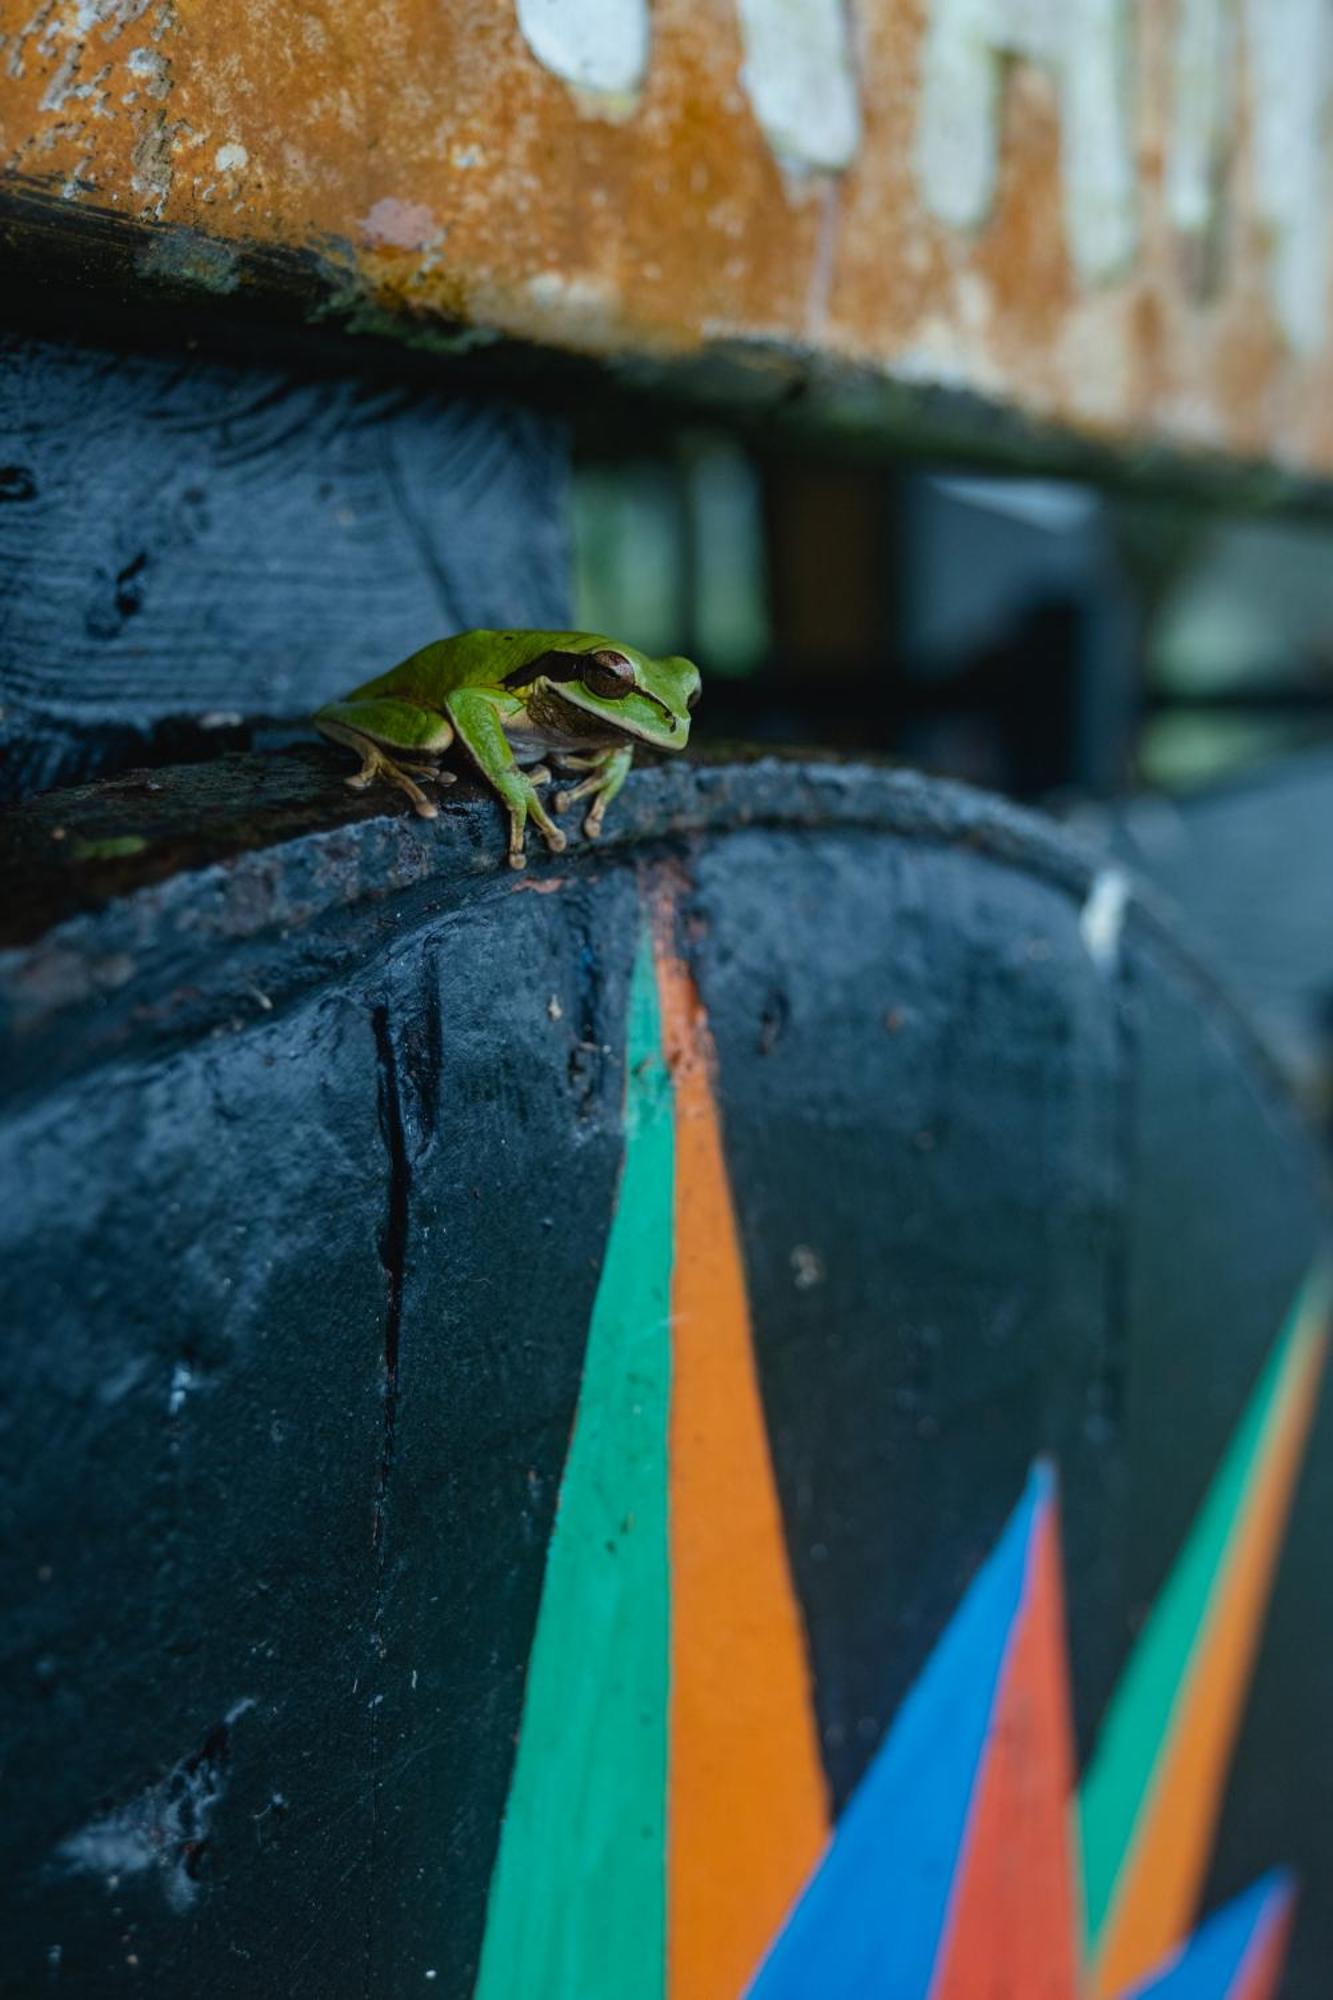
top-left (515, 0), bottom-right (649, 97)
top-left (735, 0), bottom-right (861, 173)
top-left (790, 1243), bottom-right (825, 1290)
top-left (1245, 0), bottom-right (1333, 353)
top-left (57, 1699), bottom-right (255, 1913)
top-left (167, 1360), bottom-right (193, 1415)
top-left (916, 0), bottom-right (1138, 284)
top-left (213, 140), bottom-right (247, 172)
top-left (1080, 866), bottom-right (1130, 974)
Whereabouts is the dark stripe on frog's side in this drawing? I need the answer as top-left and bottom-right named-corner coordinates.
top-left (501, 650), bottom-right (590, 692)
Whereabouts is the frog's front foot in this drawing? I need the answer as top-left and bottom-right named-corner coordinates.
top-left (506, 784), bottom-right (568, 869)
top-left (553, 745), bottom-right (633, 842)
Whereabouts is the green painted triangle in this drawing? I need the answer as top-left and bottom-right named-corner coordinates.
top-left (475, 931), bottom-right (674, 2000)
top-left (1078, 1268), bottom-right (1327, 1953)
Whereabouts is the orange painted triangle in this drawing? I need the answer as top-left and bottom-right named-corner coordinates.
top-left (654, 913), bottom-right (830, 2000)
top-left (929, 1490), bottom-right (1081, 2000)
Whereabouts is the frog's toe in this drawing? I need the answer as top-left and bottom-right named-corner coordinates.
top-left (411, 796), bottom-right (439, 820)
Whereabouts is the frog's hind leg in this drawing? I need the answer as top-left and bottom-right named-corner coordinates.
top-left (316, 699), bottom-right (455, 821)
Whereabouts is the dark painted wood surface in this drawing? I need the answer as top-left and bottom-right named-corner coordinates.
top-left (0, 752), bottom-right (1327, 1995)
top-left (1082, 751), bottom-right (1333, 1119)
top-left (0, 331), bottom-right (570, 804)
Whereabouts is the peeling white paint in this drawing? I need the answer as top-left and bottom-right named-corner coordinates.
top-left (1167, 0), bottom-right (1331, 349)
top-left (214, 139), bottom-right (247, 171)
top-left (515, 0), bottom-right (648, 97)
top-left (1080, 866), bottom-right (1130, 974)
top-left (1245, 0), bottom-right (1332, 353)
top-left (1167, 0), bottom-right (1234, 241)
top-left (736, 0), bottom-right (861, 173)
top-left (916, 0), bottom-right (1138, 284)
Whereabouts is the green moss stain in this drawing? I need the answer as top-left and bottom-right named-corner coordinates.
top-left (1078, 1270), bottom-right (1327, 1952)
top-left (71, 834), bottom-right (148, 862)
top-left (475, 931), bottom-right (673, 2000)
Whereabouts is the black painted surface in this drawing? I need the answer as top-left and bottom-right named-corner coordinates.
top-left (0, 330), bottom-right (569, 803)
top-left (0, 754), bottom-right (1328, 1995)
top-left (1085, 750), bottom-right (1333, 1117)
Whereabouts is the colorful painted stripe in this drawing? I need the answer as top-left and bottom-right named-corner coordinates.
top-left (478, 905), bottom-right (829, 2000)
top-left (1121, 1872), bottom-right (1296, 2000)
top-left (655, 923), bottom-right (829, 2000)
top-left (1080, 1270), bottom-right (1328, 1998)
top-left (929, 1466), bottom-right (1079, 2000)
top-left (477, 884), bottom-right (1323, 2000)
top-left (748, 1465), bottom-right (1058, 1998)
top-left (474, 931), bottom-right (674, 2000)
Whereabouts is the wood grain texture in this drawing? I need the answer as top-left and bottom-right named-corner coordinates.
top-left (0, 331), bottom-right (570, 801)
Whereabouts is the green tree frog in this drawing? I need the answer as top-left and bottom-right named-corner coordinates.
top-left (314, 629), bottom-right (701, 869)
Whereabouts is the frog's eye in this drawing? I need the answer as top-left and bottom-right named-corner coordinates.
top-left (687, 683), bottom-right (701, 711)
top-left (583, 649), bottom-right (636, 701)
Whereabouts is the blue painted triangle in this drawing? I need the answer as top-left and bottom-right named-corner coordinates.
top-left (747, 1463), bottom-right (1052, 2000)
top-left (1122, 1873), bottom-right (1293, 2000)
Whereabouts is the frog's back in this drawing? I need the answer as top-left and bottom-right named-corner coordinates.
top-left (347, 629), bottom-right (603, 704)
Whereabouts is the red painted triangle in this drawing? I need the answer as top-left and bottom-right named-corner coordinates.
top-left (1233, 1888), bottom-right (1295, 2000)
top-left (930, 1487), bottom-right (1080, 2000)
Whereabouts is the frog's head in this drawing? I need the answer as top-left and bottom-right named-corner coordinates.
top-left (504, 634), bottom-right (701, 751)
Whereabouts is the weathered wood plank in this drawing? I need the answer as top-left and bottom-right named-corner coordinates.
top-left (4, 2), bottom-right (1333, 476)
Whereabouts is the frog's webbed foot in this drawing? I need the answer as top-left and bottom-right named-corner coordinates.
top-left (553, 745), bottom-right (634, 840)
top-left (505, 786), bottom-right (567, 870)
top-left (341, 739), bottom-right (439, 819)
top-left (319, 710), bottom-right (455, 820)
top-left (442, 686), bottom-right (567, 870)
top-left (395, 759), bottom-right (456, 786)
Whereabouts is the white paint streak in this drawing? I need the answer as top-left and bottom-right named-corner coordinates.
top-left (736, 0), bottom-right (861, 172)
top-left (515, 0), bottom-right (648, 96)
top-left (916, 0), bottom-right (1138, 283)
top-left (1167, 0), bottom-right (1332, 348)
top-left (1168, 0), bottom-right (1234, 239)
top-left (1245, 0), bottom-right (1332, 353)
top-left (1080, 866), bottom-right (1130, 974)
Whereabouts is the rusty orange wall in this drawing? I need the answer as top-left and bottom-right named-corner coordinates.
top-left (2, 0), bottom-right (1332, 474)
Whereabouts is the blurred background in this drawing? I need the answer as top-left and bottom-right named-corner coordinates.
top-left (574, 430), bottom-right (1333, 1131)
